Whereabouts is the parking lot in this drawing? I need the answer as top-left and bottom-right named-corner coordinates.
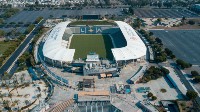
top-left (135, 9), bottom-right (199, 18)
top-left (150, 30), bottom-right (200, 65)
top-left (6, 8), bottom-right (123, 23)
top-left (0, 27), bottom-right (26, 33)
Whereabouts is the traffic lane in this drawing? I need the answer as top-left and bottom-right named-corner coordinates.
top-left (174, 67), bottom-right (200, 105)
top-left (0, 21), bottom-right (44, 74)
top-left (0, 33), bottom-right (34, 74)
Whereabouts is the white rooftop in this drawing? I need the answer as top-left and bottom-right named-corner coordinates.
top-left (112, 21), bottom-right (146, 61)
top-left (43, 21), bottom-right (146, 62)
top-left (43, 21), bottom-right (75, 62)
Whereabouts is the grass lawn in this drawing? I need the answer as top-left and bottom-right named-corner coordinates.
top-left (68, 21), bottom-right (116, 26)
top-left (69, 35), bottom-right (113, 60)
top-left (0, 41), bottom-right (17, 55)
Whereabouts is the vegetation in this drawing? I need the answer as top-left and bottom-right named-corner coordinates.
top-left (0, 30), bottom-right (5, 36)
top-left (147, 92), bottom-right (153, 97)
top-left (160, 88), bottom-right (167, 93)
top-left (0, 22), bottom-right (38, 67)
top-left (186, 90), bottom-right (198, 100)
top-left (140, 66), bottom-right (169, 83)
top-left (0, 39), bottom-right (24, 67)
top-left (191, 71), bottom-right (199, 78)
top-left (24, 24), bottom-right (35, 34)
top-left (165, 48), bottom-right (176, 59)
top-left (176, 59), bottom-right (192, 69)
top-left (192, 71), bottom-right (200, 83)
top-left (132, 18), bottom-right (143, 29)
top-left (34, 16), bottom-right (43, 24)
top-left (139, 29), bottom-right (169, 62)
top-left (147, 92), bottom-right (157, 101)
top-left (157, 18), bottom-right (162, 22)
top-left (69, 35), bottom-right (113, 60)
top-left (152, 96), bottom-right (157, 100)
top-left (188, 20), bottom-right (195, 25)
top-left (194, 76), bottom-right (200, 83)
top-left (16, 26), bottom-right (45, 72)
top-left (0, 8), bottom-right (19, 19)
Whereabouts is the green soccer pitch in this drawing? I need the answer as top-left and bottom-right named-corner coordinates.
top-left (69, 34), bottom-right (114, 60)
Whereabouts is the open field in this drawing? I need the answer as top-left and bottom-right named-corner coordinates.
top-left (0, 41), bottom-right (17, 55)
top-left (135, 9), bottom-right (199, 18)
top-left (150, 30), bottom-right (200, 65)
top-left (69, 34), bottom-right (113, 60)
top-left (69, 21), bottom-right (116, 26)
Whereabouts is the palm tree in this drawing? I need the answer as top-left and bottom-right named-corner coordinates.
top-left (13, 79), bottom-right (19, 96)
top-left (37, 94), bottom-right (41, 100)
top-left (135, 18), bottom-right (142, 29)
top-left (6, 85), bottom-right (10, 93)
top-left (8, 93), bottom-right (13, 103)
top-left (2, 73), bottom-right (10, 85)
top-left (20, 73), bottom-right (25, 84)
top-left (182, 16), bottom-right (186, 24)
top-left (0, 92), bottom-right (4, 102)
top-left (14, 100), bottom-right (20, 110)
top-left (3, 100), bottom-right (10, 110)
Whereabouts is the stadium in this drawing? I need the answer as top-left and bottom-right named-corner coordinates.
top-left (41, 20), bottom-right (146, 75)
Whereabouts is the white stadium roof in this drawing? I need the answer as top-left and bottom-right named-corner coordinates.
top-left (43, 21), bottom-right (146, 62)
top-left (43, 21), bottom-right (75, 62)
top-left (112, 21), bottom-right (146, 61)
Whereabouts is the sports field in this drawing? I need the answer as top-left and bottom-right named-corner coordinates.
top-left (69, 35), bottom-right (113, 60)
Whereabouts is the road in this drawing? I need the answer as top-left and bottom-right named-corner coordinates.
top-left (162, 59), bottom-right (200, 109)
top-left (159, 60), bottom-right (200, 110)
top-left (174, 67), bottom-right (200, 106)
top-left (0, 20), bottom-right (45, 75)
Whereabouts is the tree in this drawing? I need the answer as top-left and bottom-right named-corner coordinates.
top-left (134, 18), bottom-right (142, 28)
top-left (149, 32), bottom-right (154, 36)
top-left (191, 71), bottom-right (199, 77)
top-left (147, 92), bottom-right (153, 97)
top-left (165, 48), bottom-right (173, 56)
top-left (186, 90), bottom-right (198, 100)
top-left (8, 93), bottom-right (13, 103)
top-left (37, 94), bottom-right (41, 100)
top-left (3, 100), bottom-right (11, 111)
top-left (181, 17), bottom-right (186, 24)
top-left (194, 76), bottom-right (200, 83)
top-left (0, 92), bottom-right (4, 102)
top-left (176, 59), bottom-right (192, 69)
top-left (128, 7), bottom-right (134, 15)
top-left (0, 30), bottom-right (5, 36)
top-left (152, 96), bottom-right (157, 100)
top-left (160, 88), bottom-right (166, 93)
top-left (14, 100), bottom-right (20, 110)
top-left (188, 20), bottom-right (195, 25)
top-left (155, 37), bottom-right (162, 44)
top-left (35, 0), bottom-right (39, 6)
top-left (157, 18), bottom-right (162, 22)
top-left (160, 67), bottom-right (170, 75)
top-left (170, 54), bottom-right (176, 59)
top-left (158, 2), bottom-right (162, 8)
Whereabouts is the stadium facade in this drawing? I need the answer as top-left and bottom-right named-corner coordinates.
top-left (42, 21), bottom-right (146, 67)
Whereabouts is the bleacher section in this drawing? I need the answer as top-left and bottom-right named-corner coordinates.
top-left (69, 27), bottom-right (80, 34)
top-left (62, 29), bottom-right (72, 41)
top-left (110, 30), bottom-right (127, 48)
